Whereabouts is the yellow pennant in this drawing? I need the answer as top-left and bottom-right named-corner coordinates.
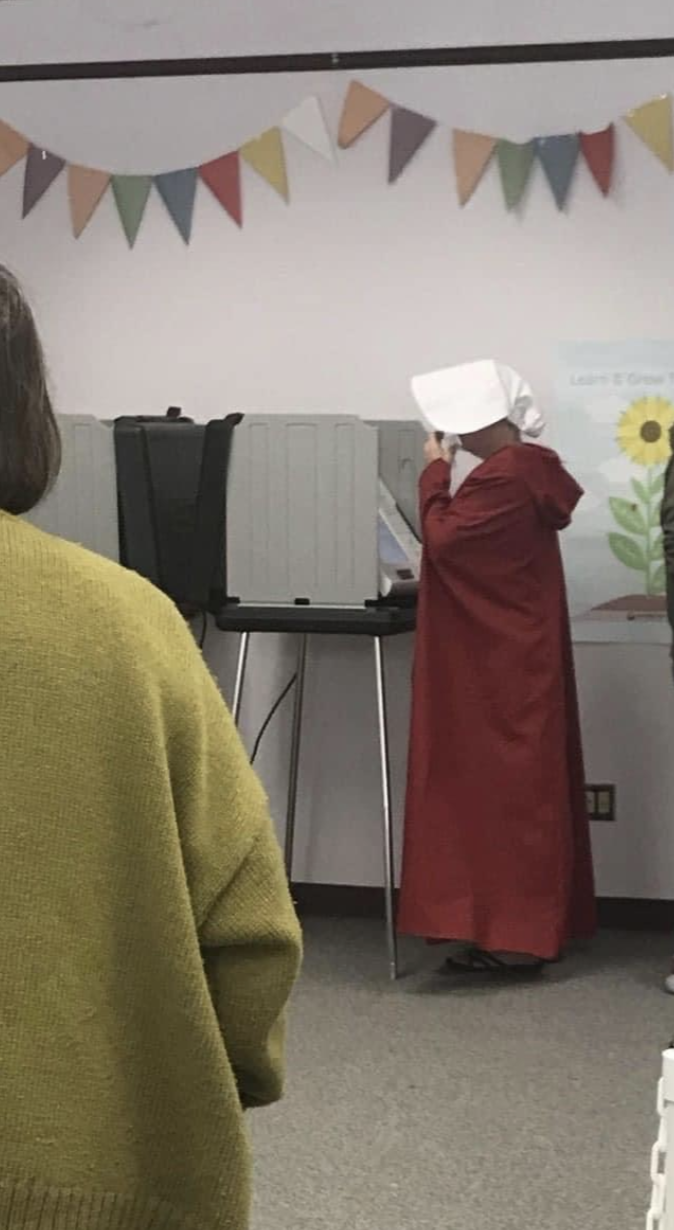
top-left (240, 128), bottom-right (288, 201)
top-left (624, 95), bottom-right (674, 170)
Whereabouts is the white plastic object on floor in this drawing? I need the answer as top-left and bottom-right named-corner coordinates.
top-left (647, 1053), bottom-right (674, 1229)
top-left (665, 973), bottom-right (674, 996)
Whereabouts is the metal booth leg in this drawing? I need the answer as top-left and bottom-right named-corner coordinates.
top-left (374, 636), bottom-right (399, 982)
top-left (285, 634), bottom-right (309, 880)
top-left (232, 631), bottom-right (250, 726)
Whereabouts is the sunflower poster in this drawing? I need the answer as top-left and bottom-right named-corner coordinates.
top-left (555, 341), bottom-right (674, 644)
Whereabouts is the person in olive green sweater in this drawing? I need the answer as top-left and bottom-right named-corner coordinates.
top-left (0, 266), bottom-right (302, 1229)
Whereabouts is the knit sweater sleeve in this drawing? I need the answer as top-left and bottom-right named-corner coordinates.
top-left (200, 821), bottom-right (301, 1109)
top-left (163, 614), bottom-right (302, 1110)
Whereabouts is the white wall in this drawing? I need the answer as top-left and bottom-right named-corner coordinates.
top-left (1, 2), bottom-right (674, 896)
top-left (5, 0), bottom-right (674, 63)
top-left (5, 59), bottom-right (674, 422)
top-left (3, 1), bottom-right (674, 63)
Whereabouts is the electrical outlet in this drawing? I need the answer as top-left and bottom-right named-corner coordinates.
top-left (585, 784), bottom-right (616, 822)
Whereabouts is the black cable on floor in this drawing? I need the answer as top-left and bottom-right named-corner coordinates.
top-left (251, 674), bottom-right (297, 765)
top-left (188, 610), bottom-right (208, 651)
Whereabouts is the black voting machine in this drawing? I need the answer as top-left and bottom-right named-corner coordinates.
top-left (85, 410), bottom-right (421, 978)
top-left (114, 410), bottom-right (241, 619)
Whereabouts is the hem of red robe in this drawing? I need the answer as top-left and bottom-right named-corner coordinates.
top-left (397, 910), bottom-right (597, 963)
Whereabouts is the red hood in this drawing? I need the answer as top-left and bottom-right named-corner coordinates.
top-left (511, 445), bottom-right (583, 530)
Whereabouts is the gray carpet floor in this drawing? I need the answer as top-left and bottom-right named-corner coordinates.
top-left (251, 919), bottom-right (674, 1230)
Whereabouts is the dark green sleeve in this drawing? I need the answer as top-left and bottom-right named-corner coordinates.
top-left (661, 456), bottom-right (674, 634)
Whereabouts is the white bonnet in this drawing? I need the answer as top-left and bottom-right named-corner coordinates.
top-left (411, 359), bottom-right (545, 439)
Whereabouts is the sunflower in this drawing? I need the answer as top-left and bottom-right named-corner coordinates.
top-left (616, 396), bottom-right (674, 466)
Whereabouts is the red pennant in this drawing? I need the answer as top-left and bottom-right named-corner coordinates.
top-left (200, 152), bottom-right (242, 227)
top-left (580, 125), bottom-right (614, 196)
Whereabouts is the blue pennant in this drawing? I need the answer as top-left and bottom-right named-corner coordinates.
top-left (154, 169), bottom-right (198, 243)
top-left (536, 135), bottom-right (579, 210)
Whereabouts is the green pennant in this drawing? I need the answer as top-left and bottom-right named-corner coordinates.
top-left (112, 175), bottom-right (152, 247)
top-left (496, 140), bottom-right (535, 210)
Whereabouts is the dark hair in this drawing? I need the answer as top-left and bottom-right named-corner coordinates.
top-left (0, 266), bottom-right (61, 514)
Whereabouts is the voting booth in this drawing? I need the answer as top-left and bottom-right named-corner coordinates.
top-left (225, 414), bottom-right (423, 607)
top-left (28, 411), bottom-right (425, 606)
top-left (27, 410), bottom-right (426, 978)
top-left (375, 419), bottom-right (425, 540)
top-left (24, 415), bottom-right (119, 562)
top-left (220, 414), bottom-right (423, 978)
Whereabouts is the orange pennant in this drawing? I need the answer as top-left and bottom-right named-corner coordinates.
top-left (338, 81), bottom-right (390, 149)
top-left (452, 130), bottom-right (496, 205)
top-left (68, 166), bottom-right (111, 238)
top-left (0, 120), bottom-right (28, 177)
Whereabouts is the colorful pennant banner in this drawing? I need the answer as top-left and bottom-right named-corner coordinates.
top-left (0, 96), bottom-right (330, 244)
top-left (339, 82), bottom-right (674, 214)
top-left (1, 84), bottom-right (674, 243)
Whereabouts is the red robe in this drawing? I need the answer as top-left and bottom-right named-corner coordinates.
top-left (398, 445), bottom-right (596, 960)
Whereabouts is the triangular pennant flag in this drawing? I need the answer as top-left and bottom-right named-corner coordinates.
top-left (338, 81), bottom-right (390, 149)
top-left (22, 147), bottom-right (65, 217)
top-left (282, 96), bottom-right (333, 162)
top-left (388, 106), bottom-right (436, 183)
top-left (68, 166), bottom-right (110, 238)
top-left (580, 126), bottom-right (614, 196)
top-left (624, 95), bottom-right (673, 170)
top-left (452, 130), bottom-right (496, 205)
top-left (496, 140), bottom-right (536, 210)
top-left (0, 120), bottom-right (28, 177)
top-left (240, 129), bottom-right (288, 201)
top-left (112, 175), bottom-right (152, 247)
top-left (536, 134), bottom-right (579, 209)
top-left (155, 169), bottom-right (198, 243)
top-left (200, 152), bottom-right (242, 227)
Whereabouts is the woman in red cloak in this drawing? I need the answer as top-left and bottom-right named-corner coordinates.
top-left (398, 360), bottom-right (596, 973)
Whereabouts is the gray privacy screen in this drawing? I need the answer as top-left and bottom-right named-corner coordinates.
top-left (25, 414), bottom-right (119, 562)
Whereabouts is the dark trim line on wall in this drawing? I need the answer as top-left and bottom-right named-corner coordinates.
top-left (3, 37), bottom-right (674, 82)
top-left (292, 883), bottom-right (674, 932)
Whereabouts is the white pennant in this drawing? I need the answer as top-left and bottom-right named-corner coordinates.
top-left (282, 96), bottom-right (334, 162)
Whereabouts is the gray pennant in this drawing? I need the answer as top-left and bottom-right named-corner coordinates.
top-left (23, 146), bottom-right (65, 217)
top-left (389, 107), bottom-right (437, 183)
top-left (536, 135), bottom-right (580, 210)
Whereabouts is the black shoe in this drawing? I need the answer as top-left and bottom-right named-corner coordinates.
top-left (442, 948), bottom-right (546, 977)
